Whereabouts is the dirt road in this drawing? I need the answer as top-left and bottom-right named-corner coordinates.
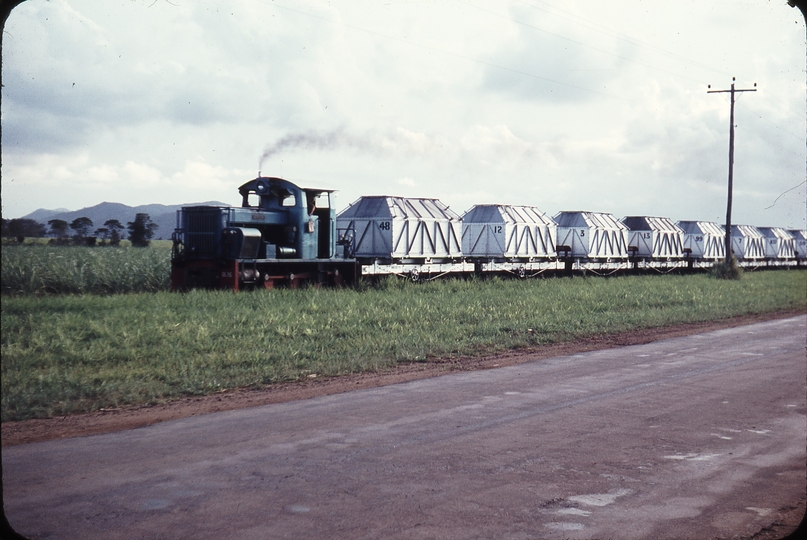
top-left (3, 315), bottom-right (805, 539)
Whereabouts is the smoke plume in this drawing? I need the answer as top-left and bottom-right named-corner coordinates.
top-left (257, 128), bottom-right (446, 173)
top-left (259, 129), bottom-right (364, 172)
top-left (256, 126), bottom-right (542, 174)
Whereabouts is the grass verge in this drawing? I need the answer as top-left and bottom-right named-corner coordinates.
top-left (2, 271), bottom-right (805, 421)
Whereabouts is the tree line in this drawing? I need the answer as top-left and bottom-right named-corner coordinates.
top-left (2, 214), bottom-right (159, 247)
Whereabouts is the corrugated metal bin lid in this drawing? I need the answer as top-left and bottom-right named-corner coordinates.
top-left (338, 196), bottom-right (460, 221)
top-left (730, 224), bottom-right (764, 238)
top-left (677, 221), bottom-right (725, 236)
top-left (554, 211), bottom-right (627, 230)
top-left (757, 226), bottom-right (793, 239)
top-left (622, 216), bottom-right (682, 232)
top-left (462, 205), bottom-right (554, 226)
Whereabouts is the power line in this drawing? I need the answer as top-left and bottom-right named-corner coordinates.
top-left (458, 0), bottom-right (708, 85)
top-left (481, 0), bottom-right (803, 114)
top-left (736, 99), bottom-right (807, 143)
top-left (516, 0), bottom-right (729, 76)
top-left (268, 1), bottom-right (626, 100)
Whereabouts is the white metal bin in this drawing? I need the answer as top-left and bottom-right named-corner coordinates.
top-left (621, 216), bottom-right (684, 258)
top-left (461, 205), bottom-right (556, 259)
top-left (789, 230), bottom-right (807, 260)
top-left (554, 211), bottom-right (629, 259)
top-left (337, 196), bottom-right (462, 260)
top-left (730, 224), bottom-right (766, 260)
top-left (676, 221), bottom-right (726, 260)
top-left (757, 227), bottom-right (795, 259)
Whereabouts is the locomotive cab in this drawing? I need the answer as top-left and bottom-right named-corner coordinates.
top-left (237, 177), bottom-right (336, 260)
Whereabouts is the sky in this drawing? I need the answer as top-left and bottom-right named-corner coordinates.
top-left (2, 0), bottom-right (806, 229)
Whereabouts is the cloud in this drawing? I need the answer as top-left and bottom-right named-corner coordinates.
top-left (1, 0), bottom-right (804, 230)
top-left (2, 0), bottom-right (277, 155)
top-left (480, 4), bottom-right (631, 102)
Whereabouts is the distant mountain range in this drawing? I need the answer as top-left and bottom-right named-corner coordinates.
top-left (22, 201), bottom-right (229, 240)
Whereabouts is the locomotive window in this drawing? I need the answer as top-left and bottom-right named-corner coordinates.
top-left (246, 193), bottom-right (260, 207)
top-left (313, 192), bottom-right (330, 208)
top-left (280, 194), bottom-right (296, 207)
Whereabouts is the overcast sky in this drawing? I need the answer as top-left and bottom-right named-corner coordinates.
top-left (2, 0), bottom-right (805, 229)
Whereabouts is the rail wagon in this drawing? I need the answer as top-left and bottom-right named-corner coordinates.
top-left (621, 216), bottom-right (685, 259)
top-left (677, 221), bottom-right (726, 262)
top-left (730, 224), bottom-right (766, 261)
top-left (460, 204), bottom-right (558, 276)
top-left (757, 227), bottom-right (795, 261)
top-left (336, 195), bottom-right (468, 279)
top-left (789, 230), bottom-right (807, 261)
top-left (554, 211), bottom-right (629, 260)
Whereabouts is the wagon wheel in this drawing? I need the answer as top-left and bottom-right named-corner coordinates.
top-left (409, 268), bottom-right (420, 282)
top-left (517, 266), bottom-right (526, 279)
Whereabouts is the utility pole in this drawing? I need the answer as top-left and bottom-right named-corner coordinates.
top-left (707, 78), bottom-right (756, 264)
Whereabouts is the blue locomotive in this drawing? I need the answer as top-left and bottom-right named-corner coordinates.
top-left (171, 177), bottom-right (357, 290)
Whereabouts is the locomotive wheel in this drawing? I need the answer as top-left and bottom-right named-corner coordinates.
top-left (288, 274), bottom-right (299, 289)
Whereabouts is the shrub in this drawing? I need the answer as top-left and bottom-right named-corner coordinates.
top-left (710, 257), bottom-right (743, 280)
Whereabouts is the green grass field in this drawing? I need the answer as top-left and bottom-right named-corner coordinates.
top-left (2, 270), bottom-right (805, 421)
